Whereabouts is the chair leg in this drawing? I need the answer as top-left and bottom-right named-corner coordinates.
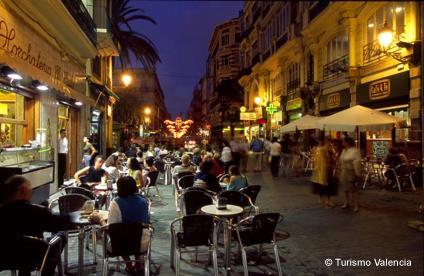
top-left (410, 176), bottom-right (416, 191)
top-left (241, 247), bottom-right (248, 276)
top-left (363, 172), bottom-right (369, 189)
top-left (170, 234), bottom-right (175, 269)
top-left (145, 251), bottom-right (150, 276)
top-left (102, 258), bottom-right (108, 276)
top-left (396, 177), bottom-right (402, 192)
top-left (57, 251), bottom-right (64, 276)
top-left (155, 186), bottom-right (162, 199)
top-left (176, 249), bottom-right (181, 276)
top-left (92, 227), bottom-right (97, 264)
top-left (273, 243), bottom-right (283, 276)
top-left (64, 231), bottom-right (69, 272)
top-left (212, 246), bottom-right (219, 276)
top-left (257, 244), bottom-right (263, 263)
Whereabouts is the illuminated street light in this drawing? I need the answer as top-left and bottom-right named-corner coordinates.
top-left (145, 117), bottom-right (151, 123)
top-left (144, 107), bottom-right (152, 115)
top-left (121, 74), bottom-right (132, 87)
top-left (254, 96), bottom-right (262, 105)
top-left (378, 21), bottom-right (393, 50)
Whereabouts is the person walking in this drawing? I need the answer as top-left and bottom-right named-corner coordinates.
top-left (239, 136), bottom-right (249, 172)
top-left (221, 141), bottom-right (233, 173)
top-left (339, 137), bottom-right (362, 212)
top-left (250, 136), bottom-right (264, 172)
top-left (269, 137), bottom-right (282, 177)
top-left (82, 136), bottom-right (97, 168)
top-left (230, 137), bottom-right (241, 168)
top-left (311, 138), bottom-right (336, 207)
top-left (57, 129), bottom-right (68, 189)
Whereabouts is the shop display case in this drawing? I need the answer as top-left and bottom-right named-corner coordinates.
top-left (0, 147), bottom-right (54, 203)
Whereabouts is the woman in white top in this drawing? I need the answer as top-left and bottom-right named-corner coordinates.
top-left (339, 137), bottom-right (362, 212)
top-left (103, 155), bottom-right (120, 181)
top-left (221, 141), bottom-right (232, 173)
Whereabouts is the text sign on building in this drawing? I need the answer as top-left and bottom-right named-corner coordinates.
top-left (286, 98), bottom-right (302, 111)
top-left (369, 79), bottom-right (390, 100)
top-left (240, 112), bottom-right (256, 121)
top-left (327, 93), bottom-right (341, 108)
top-left (254, 107), bottom-right (263, 118)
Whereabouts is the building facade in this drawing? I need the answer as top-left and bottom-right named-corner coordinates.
top-left (239, 1), bottom-right (422, 158)
top-left (0, 0), bottom-right (118, 199)
top-left (112, 68), bottom-right (168, 146)
top-left (207, 17), bottom-right (244, 140)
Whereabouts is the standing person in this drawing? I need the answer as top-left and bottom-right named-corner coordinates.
top-left (339, 137), bottom-right (362, 212)
top-left (58, 129), bottom-right (68, 189)
top-left (264, 137), bottom-right (272, 169)
top-left (221, 141), bottom-right (233, 173)
top-left (250, 136), bottom-right (264, 172)
top-left (0, 176), bottom-right (73, 276)
top-left (128, 157), bottom-right (144, 190)
top-left (239, 136), bottom-right (249, 172)
top-left (269, 137), bottom-right (282, 177)
top-left (311, 138), bottom-right (336, 207)
top-left (82, 136), bottom-right (97, 168)
top-left (230, 137), bottom-right (241, 168)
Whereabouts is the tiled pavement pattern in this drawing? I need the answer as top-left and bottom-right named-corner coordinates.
top-left (1, 171), bottom-right (422, 276)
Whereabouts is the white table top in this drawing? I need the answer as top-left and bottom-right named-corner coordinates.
top-left (93, 183), bottom-right (117, 191)
top-left (201, 204), bottom-right (243, 217)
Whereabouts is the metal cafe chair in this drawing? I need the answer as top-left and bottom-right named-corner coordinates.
top-left (217, 190), bottom-right (259, 217)
top-left (64, 186), bottom-right (95, 200)
top-left (240, 185), bottom-right (262, 205)
top-left (170, 214), bottom-right (219, 276)
top-left (177, 175), bottom-right (195, 192)
top-left (234, 213), bottom-right (285, 276)
top-left (179, 189), bottom-right (214, 216)
top-left (391, 164), bottom-right (417, 192)
top-left (50, 194), bottom-right (97, 271)
top-left (145, 171), bottom-right (161, 199)
top-left (101, 222), bottom-right (153, 276)
top-left (0, 235), bottom-right (64, 276)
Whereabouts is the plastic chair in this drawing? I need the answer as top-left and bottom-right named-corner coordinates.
top-left (145, 171), bottom-right (161, 199)
top-left (102, 222), bottom-right (153, 276)
top-left (240, 185), bottom-right (261, 204)
top-left (235, 213), bottom-right (284, 276)
top-left (170, 215), bottom-right (219, 276)
top-left (0, 235), bottom-right (64, 276)
top-left (179, 189), bottom-right (214, 216)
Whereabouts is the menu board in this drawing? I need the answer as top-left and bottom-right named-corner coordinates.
top-left (372, 141), bottom-right (389, 159)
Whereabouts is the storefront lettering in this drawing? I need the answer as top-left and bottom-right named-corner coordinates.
top-left (369, 79), bottom-right (390, 100)
top-left (326, 93), bottom-right (340, 108)
top-left (286, 98), bottom-right (302, 111)
top-left (0, 18), bottom-right (77, 88)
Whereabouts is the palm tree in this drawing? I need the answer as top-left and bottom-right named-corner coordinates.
top-left (109, 0), bottom-right (161, 69)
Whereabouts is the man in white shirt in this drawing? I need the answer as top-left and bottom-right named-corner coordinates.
top-left (269, 137), bottom-right (282, 177)
top-left (58, 129), bottom-right (68, 188)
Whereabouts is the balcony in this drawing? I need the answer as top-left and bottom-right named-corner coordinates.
top-left (363, 39), bottom-right (399, 65)
top-left (242, 24), bottom-right (254, 39)
top-left (276, 33), bottom-right (288, 49)
top-left (287, 79), bottom-right (300, 92)
top-left (262, 49), bottom-right (271, 61)
top-left (93, 3), bottom-right (119, 56)
top-left (323, 55), bottom-right (348, 81)
top-left (251, 54), bottom-right (260, 66)
top-left (62, 0), bottom-right (96, 45)
top-left (309, 0), bottom-right (330, 23)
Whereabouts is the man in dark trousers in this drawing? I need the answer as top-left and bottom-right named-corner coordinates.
top-left (0, 175), bottom-right (74, 275)
top-left (58, 128), bottom-right (68, 189)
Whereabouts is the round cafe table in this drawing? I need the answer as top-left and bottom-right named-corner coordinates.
top-left (201, 204), bottom-right (243, 272)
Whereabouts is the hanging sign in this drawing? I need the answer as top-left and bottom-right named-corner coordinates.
top-left (240, 112), bottom-right (256, 121)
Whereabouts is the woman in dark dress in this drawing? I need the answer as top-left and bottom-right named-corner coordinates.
top-left (74, 155), bottom-right (109, 190)
top-left (194, 160), bottom-right (222, 193)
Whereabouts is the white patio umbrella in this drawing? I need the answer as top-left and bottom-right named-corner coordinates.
top-left (317, 105), bottom-right (402, 132)
top-left (280, 115), bottom-right (323, 133)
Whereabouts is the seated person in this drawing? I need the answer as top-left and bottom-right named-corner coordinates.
top-left (136, 151), bottom-right (144, 165)
top-left (172, 154), bottom-right (196, 179)
top-left (384, 148), bottom-right (403, 186)
top-left (74, 155), bottom-right (109, 190)
top-left (103, 155), bottom-right (120, 181)
top-left (194, 160), bottom-right (222, 193)
top-left (0, 175), bottom-right (73, 276)
top-left (210, 152), bottom-right (225, 177)
top-left (108, 176), bottom-right (150, 273)
top-left (128, 157), bottom-right (144, 190)
top-left (224, 165), bottom-right (248, 191)
top-left (112, 147), bottom-right (127, 161)
top-left (142, 157), bottom-right (157, 176)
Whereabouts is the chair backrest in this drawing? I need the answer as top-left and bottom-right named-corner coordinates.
top-left (180, 215), bottom-right (215, 247)
top-left (240, 185), bottom-right (261, 204)
top-left (395, 164), bottom-right (414, 176)
top-left (218, 190), bottom-right (253, 208)
top-left (154, 160), bottom-right (165, 172)
top-left (243, 213), bottom-right (281, 245)
top-left (146, 171), bottom-right (160, 186)
top-left (183, 186), bottom-right (216, 196)
top-left (58, 194), bottom-right (91, 215)
top-left (65, 186), bottom-right (95, 200)
top-left (181, 190), bottom-right (214, 215)
top-left (178, 175), bottom-right (195, 190)
top-left (107, 222), bottom-right (147, 257)
top-left (177, 171), bottom-right (194, 179)
top-left (217, 173), bottom-right (229, 183)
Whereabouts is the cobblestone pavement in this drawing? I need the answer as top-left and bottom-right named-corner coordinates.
top-left (1, 170), bottom-right (422, 276)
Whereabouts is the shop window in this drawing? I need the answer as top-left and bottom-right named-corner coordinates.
top-left (0, 89), bottom-right (25, 147)
top-left (366, 2), bottom-right (405, 44)
top-left (366, 108), bottom-right (409, 141)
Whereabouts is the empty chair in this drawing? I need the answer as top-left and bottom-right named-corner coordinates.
top-left (179, 189), bottom-right (214, 215)
top-left (218, 190), bottom-right (258, 217)
top-left (235, 213), bottom-right (284, 276)
top-left (145, 171), bottom-right (161, 198)
top-left (64, 186), bottom-right (95, 200)
top-left (240, 185), bottom-right (261, 205)
top-left (183, 186), bottom-right (216, 197)
top-left (170, 214), bottom-right (219, 276)
top-left (102, 222), bottom-right (153, 276)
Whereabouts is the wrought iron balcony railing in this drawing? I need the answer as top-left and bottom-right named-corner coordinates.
top-left (323, 55), bottom-right (348, 80)
top-left (363, 39), bottom-right (399, 65)
top-left (62, 0), bottom-right (96, 45)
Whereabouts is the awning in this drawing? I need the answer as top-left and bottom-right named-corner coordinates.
top-left (89, 81), bottom-right (120, 100)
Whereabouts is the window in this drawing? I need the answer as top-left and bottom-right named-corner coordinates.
top-left (222, 34), bottom-right (229, 46)
top-left (366, 2), bottom-right (405, 43)
top-left (287, 63), bottom-right (300, 92)
top-left (307, 53), bottom-right (314, 83)
top-left (221, 55), bottom-right (230, 67)
top-left (252, 41), bottom-right (258, 56)
top-left (326, 32), bottom-right (348, 63)
top-left (0, 89), bottom-right (25, 147)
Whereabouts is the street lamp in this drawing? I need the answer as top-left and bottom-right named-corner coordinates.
top-left (121, 74), bottom-right (132, 87)
top-left (144, 107), bottom-right (151, 115)
top-left (145, 117), bottom-right (151, 124)
top-left (254, 96), bottom-right (262, 105)
top-left (378, 21), bottom-right (394, 50)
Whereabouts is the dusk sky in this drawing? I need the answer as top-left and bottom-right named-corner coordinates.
top-left (131, 0), bottom-right (243, 118)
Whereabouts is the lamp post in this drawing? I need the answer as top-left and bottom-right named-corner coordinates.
top-left (121, 74), bottom-right (132, 87)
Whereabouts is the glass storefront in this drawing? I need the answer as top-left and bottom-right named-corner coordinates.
top-left (0, 89), bottom-right (26, 147)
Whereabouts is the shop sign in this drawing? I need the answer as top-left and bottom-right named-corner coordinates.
top-left (0, 6), bottom-right (86, 95)
top-left (240, 112), bottom-right (256, 121)
top-left (286, 98), bottom-right (302, 111)
top-left (319, 89), bottom-right (350, 111)
top-left (357, 71), bottom-right (409, 104)
top-left (274, 111), bottom-right (283, 122)
top-left (266, 103), bottom-right (278, 114)
top-left (254, 107), bottom-right (263, 118)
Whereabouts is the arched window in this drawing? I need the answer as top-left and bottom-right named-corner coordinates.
top-left (326, 32), bottom-right (348, 63)
top-left (366, 2), bottom-right (405, 43)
